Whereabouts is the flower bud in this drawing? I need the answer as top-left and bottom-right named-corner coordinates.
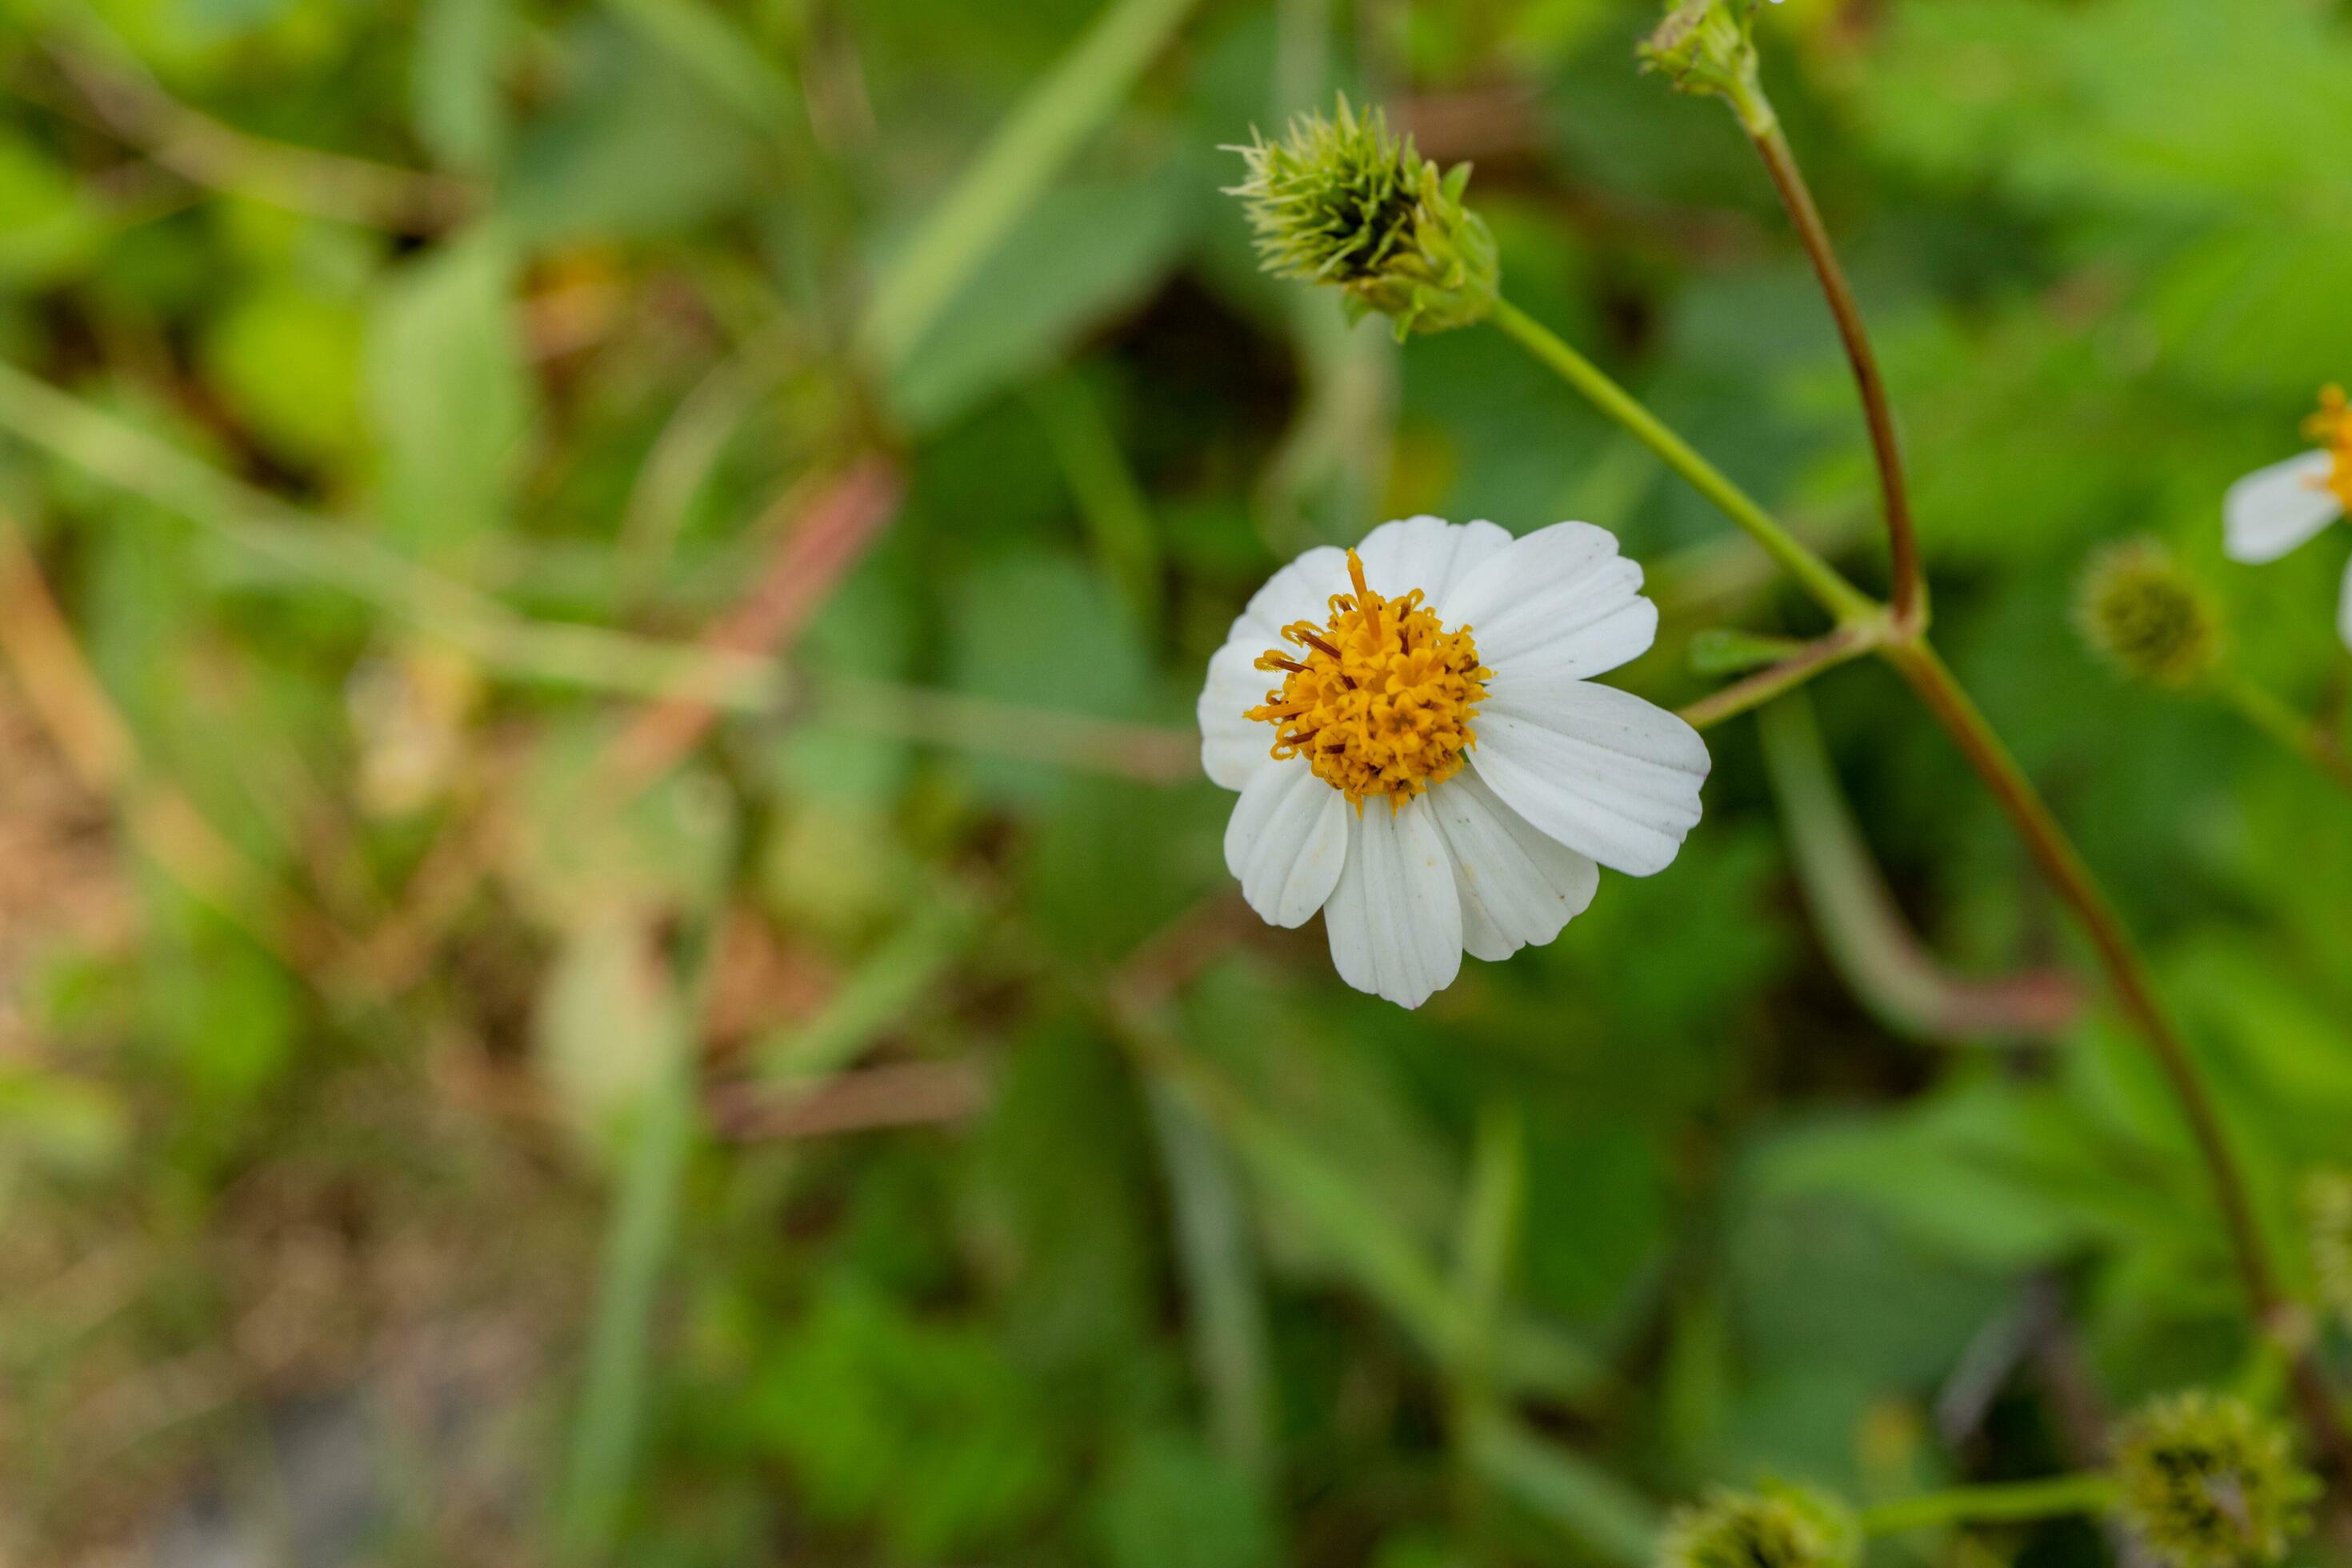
top-left (1639, 0), bottom-right (1782, 134)
top-left (1226, 97), bottom-right (1498, 339)
top-left (2074, 540), bottom-right (2222, 688)
top-left (2306, 1168), bottom-right (2352, 1331)
top-left (2112, 1392), bottom-right (2315, 1568)
top-left (1658, 1483), bottom-right (1858, 1568)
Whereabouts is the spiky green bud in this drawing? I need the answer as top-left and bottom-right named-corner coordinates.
top-left (2306, 1168), bottom-right (2352, 1331)
top-left (1658, 1483), bottom-right (1858, 1568)
top-left (1226, 98), bottom-right (1498, 339)
top-left (2075, 540), bottom-right (2222, 688)
top-left (1639, 0), bottom-right (1781, 134)
top-left (2112, 1393), bottom-right (2316, 1568)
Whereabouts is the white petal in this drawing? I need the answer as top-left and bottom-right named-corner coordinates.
top-left (1357, 516), bottom-right (1514, 610)
top-left (1234, 544), bottom-right (1350, 646)
top-left (1199, 546), bottom-right (1353, 789)
top-left (1223, 760), bottom-right (1350, 929)
top-left (1471, 680), bottom-right (1709, 877)
top-left (2339, 551), bottom-right (2352, 652)
top-left (1200, 642), bottom-right (1275, 790)
top-left (1322, 796), bottom-right (1462, 1009)
top-left (1442, 521), bottom-right (1658, 682)
top-left (2224, 451), bottom-right (2340, 563)
top-left (1425, 772), bottom-right (1599, 962)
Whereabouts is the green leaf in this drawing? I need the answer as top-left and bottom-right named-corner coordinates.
top-left (889, 176), bottom-right (1196, 433)
top-left (366, 227), bottom-right (532, 564)
top-left (413, 0), bottom-right (510, 171)
top-left (201, 284), bottom-right (365, 464)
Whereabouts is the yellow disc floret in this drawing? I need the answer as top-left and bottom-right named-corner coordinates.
top-left (2306, 384), bottom-right (2352, 510)
top-left (1246, 550), bottom-right (1490, 810)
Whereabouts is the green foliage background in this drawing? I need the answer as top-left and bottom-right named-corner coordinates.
top-left (2, 0), bottom-right (2350, 1562)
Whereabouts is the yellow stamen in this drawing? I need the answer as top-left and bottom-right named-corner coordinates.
top-left (1246, 549), bottom-right (1490, 811)
top-left (2306, 385), bottom-right (2352, 511)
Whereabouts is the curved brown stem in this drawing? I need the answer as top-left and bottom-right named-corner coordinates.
top-left (1750, 127), bottom-right (1926, 630)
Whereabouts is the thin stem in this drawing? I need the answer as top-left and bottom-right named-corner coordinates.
top-left (1748, 126), bottom-right (1925, 629)
top-left (1678, 624), bottom-right (1878, 731)
top-left (1858, 1474), bottom-right (2116, 1538)
top-left (1885, 640), bottom-right (2352, 1481)
top-left (2219, 674), bottom-right (2352, 796)
top-left (1489, 298), bottom-right (1878, 627)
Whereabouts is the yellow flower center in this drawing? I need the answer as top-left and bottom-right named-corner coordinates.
top-left (1246, 550), bottom-right (1490, 810)
top-left (2306, 384), bottom-right (2352, 510)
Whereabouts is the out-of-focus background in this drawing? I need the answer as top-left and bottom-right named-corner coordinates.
top-left (3, 0), bottom-right (2350, 1562)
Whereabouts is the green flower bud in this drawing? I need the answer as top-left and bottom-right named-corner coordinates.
top-left (1658, 1483), bottom-right (1859, 1568)
top-left (2112, 1393), bottom-right (2316, 1568)
top-left (2306, 1168), bottom-right (2352, 1331)
top-left (2074, 540), bottom-right (2222, 688)
top-left (1639, 0), bottom-right (1780, 134)
top-left (1226, 97), bottom-right (1498, 339)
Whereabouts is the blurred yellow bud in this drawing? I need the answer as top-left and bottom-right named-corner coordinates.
top-left (1658, 1483), bottom-right (1858, 1568)
top-left (2112, 1392), bottom-right (2315, 1568)
top-left (2074, 540), bottom-right (2222, 688)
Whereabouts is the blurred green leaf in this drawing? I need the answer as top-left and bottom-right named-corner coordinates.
top-left (413, 0), bottom-right (510, 171)
top-left (890, 176), bottom-right (1196, 432)
top-left (366, 226), bottom-right (531, 564)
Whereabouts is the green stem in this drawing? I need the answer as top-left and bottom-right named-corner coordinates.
top-left (1678, 624), bottom-right (1879, 732)
top-left (1858, 1474), bottom-right (2116, 1537)
top-left (1489, 298), bottom-right (1878, 627)
top-left (2218, 674), bottom-right (2352, 796)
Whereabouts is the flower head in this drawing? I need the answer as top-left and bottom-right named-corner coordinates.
top-left (1640, 0), bottom-right (1783, 133)
top-left (2223, 385), bottom-right (2352, 650)
top-left (2306, 1168), bottom-right (2352, 1330)
top-left (1201, 518), bottom-right (1708, 1007)
top-left (2075, 540), bottom-right (2222, 688)
top-left (1227, 98), bottom-right (1498, 338)
top-left (2112, 1392), bottom-right (2316, 1568)
top-left (1658, 1483), bottom-right (1858, 1568)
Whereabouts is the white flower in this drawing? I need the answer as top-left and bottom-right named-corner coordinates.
top-left (2223, 385), bottom-right (2352, 650)
top-left (1199, 515), bottom-right (1710, 1008)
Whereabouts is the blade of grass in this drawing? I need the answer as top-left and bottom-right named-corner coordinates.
top-left (1758, 689), bottom-right (2080, 1044)
top-left (42, 34), bottom-right (472, 230)
top-left (1147, 1083), bottom-right (1275, 1479)
top-left (1462, 1409), bottom-right (1660, 1566)
top-left (597, 0), bottom-right (801, 142)
top-left (857, 0), bottom-right (1202, 372)
top-left (1138, 1035), bottom-right (1606, 1406)
top-left (755, 895), bottom-right (979, 1085)
top-left (1450, 1103), bottom-right (1524, 1411)
top-left (1026, 372), bottom-right (1161, 638)
top-left (553, 914), bottom-right (722, 1566)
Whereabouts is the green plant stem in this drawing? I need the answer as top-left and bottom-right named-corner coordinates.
top-left (1858, 1474), bottom-right (2117, 1537)
top-left (2218, 674), bottom-right (2352, 796)
top-left (1678, 624), bottom-right (1878, 731)
top-left (1494, 302), bottom-right (2352, 1482)
top-left (1748, 125), bottom-right (1924, 630)
top-left (1490, 298), bottom-right (1877, 628)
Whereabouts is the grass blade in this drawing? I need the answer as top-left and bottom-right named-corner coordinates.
top-left (857, 0), bottom-right (1202, 373)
